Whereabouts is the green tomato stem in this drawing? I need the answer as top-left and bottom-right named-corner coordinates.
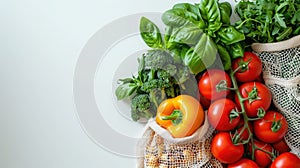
top-left (230, 67), bottom-right (254, 146)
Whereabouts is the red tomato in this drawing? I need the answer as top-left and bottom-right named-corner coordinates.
top-left (249, 140), bottom-right (273, 167)
top-left (270, 152), bottom-right (300, 168)
top-left (228, 158), bottom-right (259, 168)
top-left (208, 99), bottom-right (241, 131)
top-left (232, 52), bottom-right (262, 82)
top-left (235, 82), bottom-right (272, 117)
top-left (198, 69), bottom-right (232, 101)
top-left (211, 132), bottom-right (244, 164)
top-left (254, 111), bottom-right (288, 143)
top-left (236, 120), bottom-right (253, 141)
top-left (272, 139), bottom-right (291, 154)
top-left (199, 93), bottom-right (211, 110)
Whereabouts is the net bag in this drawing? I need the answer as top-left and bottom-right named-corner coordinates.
top-left (252, 35), bottom-right (300, 157)
top-left (136, 116), bottom-right (222, 168)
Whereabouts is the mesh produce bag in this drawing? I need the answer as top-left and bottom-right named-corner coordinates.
top-left (252, 35), bottom-right (300, 157)
top-left (136, 116), bottom-right (222, 168)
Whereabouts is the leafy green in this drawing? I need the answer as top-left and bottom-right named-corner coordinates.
top-left (235, 0), bottom-right (300, 43)
top-left (140, 17), bottom-right (163, 48)
top-left (199, 0), bottom-right (222, 36)
top-left (115, 83), bottom-right (138, 100)
top-left (162, 8), bottom-right (198, 27)
top-left (219, 2), bottom-right (232, 25)
top-left (216, 44), bottom-right (231, 70)
top-left (169, 26), bottom-right (203, 45)
top-left (183, 34), bottom-right (217, 74)
top-left (217, 26), bottom-right (245, 45)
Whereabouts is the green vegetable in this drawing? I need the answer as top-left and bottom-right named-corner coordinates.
top-left (183, 33), bottom-right (217, 74)
top-left (140, 17), bottom-right (163, 48)
top-left (217, 26), bottom-right (245, 45)
top-left (199, 0), bottom-right (222, 37)
top-left (131, 94), bottom-right (155, 121)
top-left (169, 26), bottom-right (203, 45)
top-left (144, 49), bottom-right (174, 70)
top-left (162, 8), bottom-right (198, 27)
top-left (161, 0), bottom-right (244, 73)
top-left (216, 44), bottom-right (231, 70)
top-left (115, 49), bottom-right (198, 121)
top-left (219, 2), bottom-right (232, 25)
top-left (235, 0), bottom-right (300, 43)
top-left (227, 42), bottom-right (244, 59)
top-left (116, 0), bottom-right (249, 122)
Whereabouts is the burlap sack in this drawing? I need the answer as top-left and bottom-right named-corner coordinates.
top-left (136, 116), bottom-right (222, 168)
top-left (252, 35), bottom-right (300, 157)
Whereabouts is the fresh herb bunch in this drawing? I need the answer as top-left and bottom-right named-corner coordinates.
top-left (141, 0), bottom-right (245, 74)
top-left (235, 0), bottom-right (300, 43)
top-left (115, 49), bottom-right (198, 121)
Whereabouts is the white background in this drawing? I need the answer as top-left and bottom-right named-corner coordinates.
top-left (0, 0), bottom-right (200, 167)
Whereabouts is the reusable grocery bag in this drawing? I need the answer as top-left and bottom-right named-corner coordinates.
top-left (252, 35), bottom-right (300, 157)
top-left (136, 116), bottom-right (222, 168)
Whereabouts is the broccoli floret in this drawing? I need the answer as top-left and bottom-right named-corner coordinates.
top-left (144, 49), bottom-right (174, 70)
top-left (130, 94), bottom-right (154, 121)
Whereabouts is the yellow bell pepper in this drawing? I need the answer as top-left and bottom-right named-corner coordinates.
top-left (155, 95), bottom-right (205, 138)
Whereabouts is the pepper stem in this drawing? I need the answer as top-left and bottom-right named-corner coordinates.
top-left (161, 110), bottom-right (183, 125)
top-left (161, 110), bottom-right (181, 120)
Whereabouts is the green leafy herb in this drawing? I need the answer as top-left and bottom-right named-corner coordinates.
top-left (140, 17), bottom-right (163, 48)
top-left (235, 0), bottom-right (300, 43)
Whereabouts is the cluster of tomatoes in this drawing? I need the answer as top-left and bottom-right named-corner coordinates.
top-left (197, 52), bottom-right (300, 168)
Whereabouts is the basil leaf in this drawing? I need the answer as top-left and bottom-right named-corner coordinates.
top-left (164, 26), bottom-right (173, 45)
top-left (162, 8), bottom-right (197, 27)
top-left (173, 3), bottom-right (201, 17)
top-left (219, 2), bottom-right (232, 25)
top-left (199, 0), bottom-right (222, 34)
top-left (216, 44), bottom-right (231, 71)
top-left (183, 33), bottom-right (217, 74)
top-left (172, 3), bottom-right (206, 29)
top-left (227, 42), bottom-right (244, 59)
top-left (169, 26), bottom-right (203, 45)
top-left (217, 26), bottom-right (245, 45)
top-left (115, 83), bottom-right (138, 100)
top-left (140, 17), bottom-right (163, 48)
top-left (118, 78), bottom-right (134, 84)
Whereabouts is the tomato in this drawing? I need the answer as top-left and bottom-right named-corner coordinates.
top-left (199, 92), bottom-right (211, 110)
top-left (198, 69), bottom-right (232, 101)
top-left (254, 111), bottom-right (288, 143)
top-left (270, 152), bottom-right (300, 168)
top-left (211, 132), bottom-right (244, 164)
top-left (272, 139), bottom-right (291, 154)
top-left (249, 140), bottom-right (273, 167)
top-left (236, 120), bottom-right (253, 141)
top-left (235, 82), bottom-right (272, 117)
top-left (232, 52), bottom-right (262, 82)
top-left (228, 158), bottom-right (259, 168)
top-left (208, 99), bottom-right (241, 131)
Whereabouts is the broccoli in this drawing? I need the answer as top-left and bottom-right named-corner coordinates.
top-left (116, 49), bottom-right (197, 122)
top-left (130, 94), bottom-right (155, 121)
top-left (144, 49), bottom-right (174, 70)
